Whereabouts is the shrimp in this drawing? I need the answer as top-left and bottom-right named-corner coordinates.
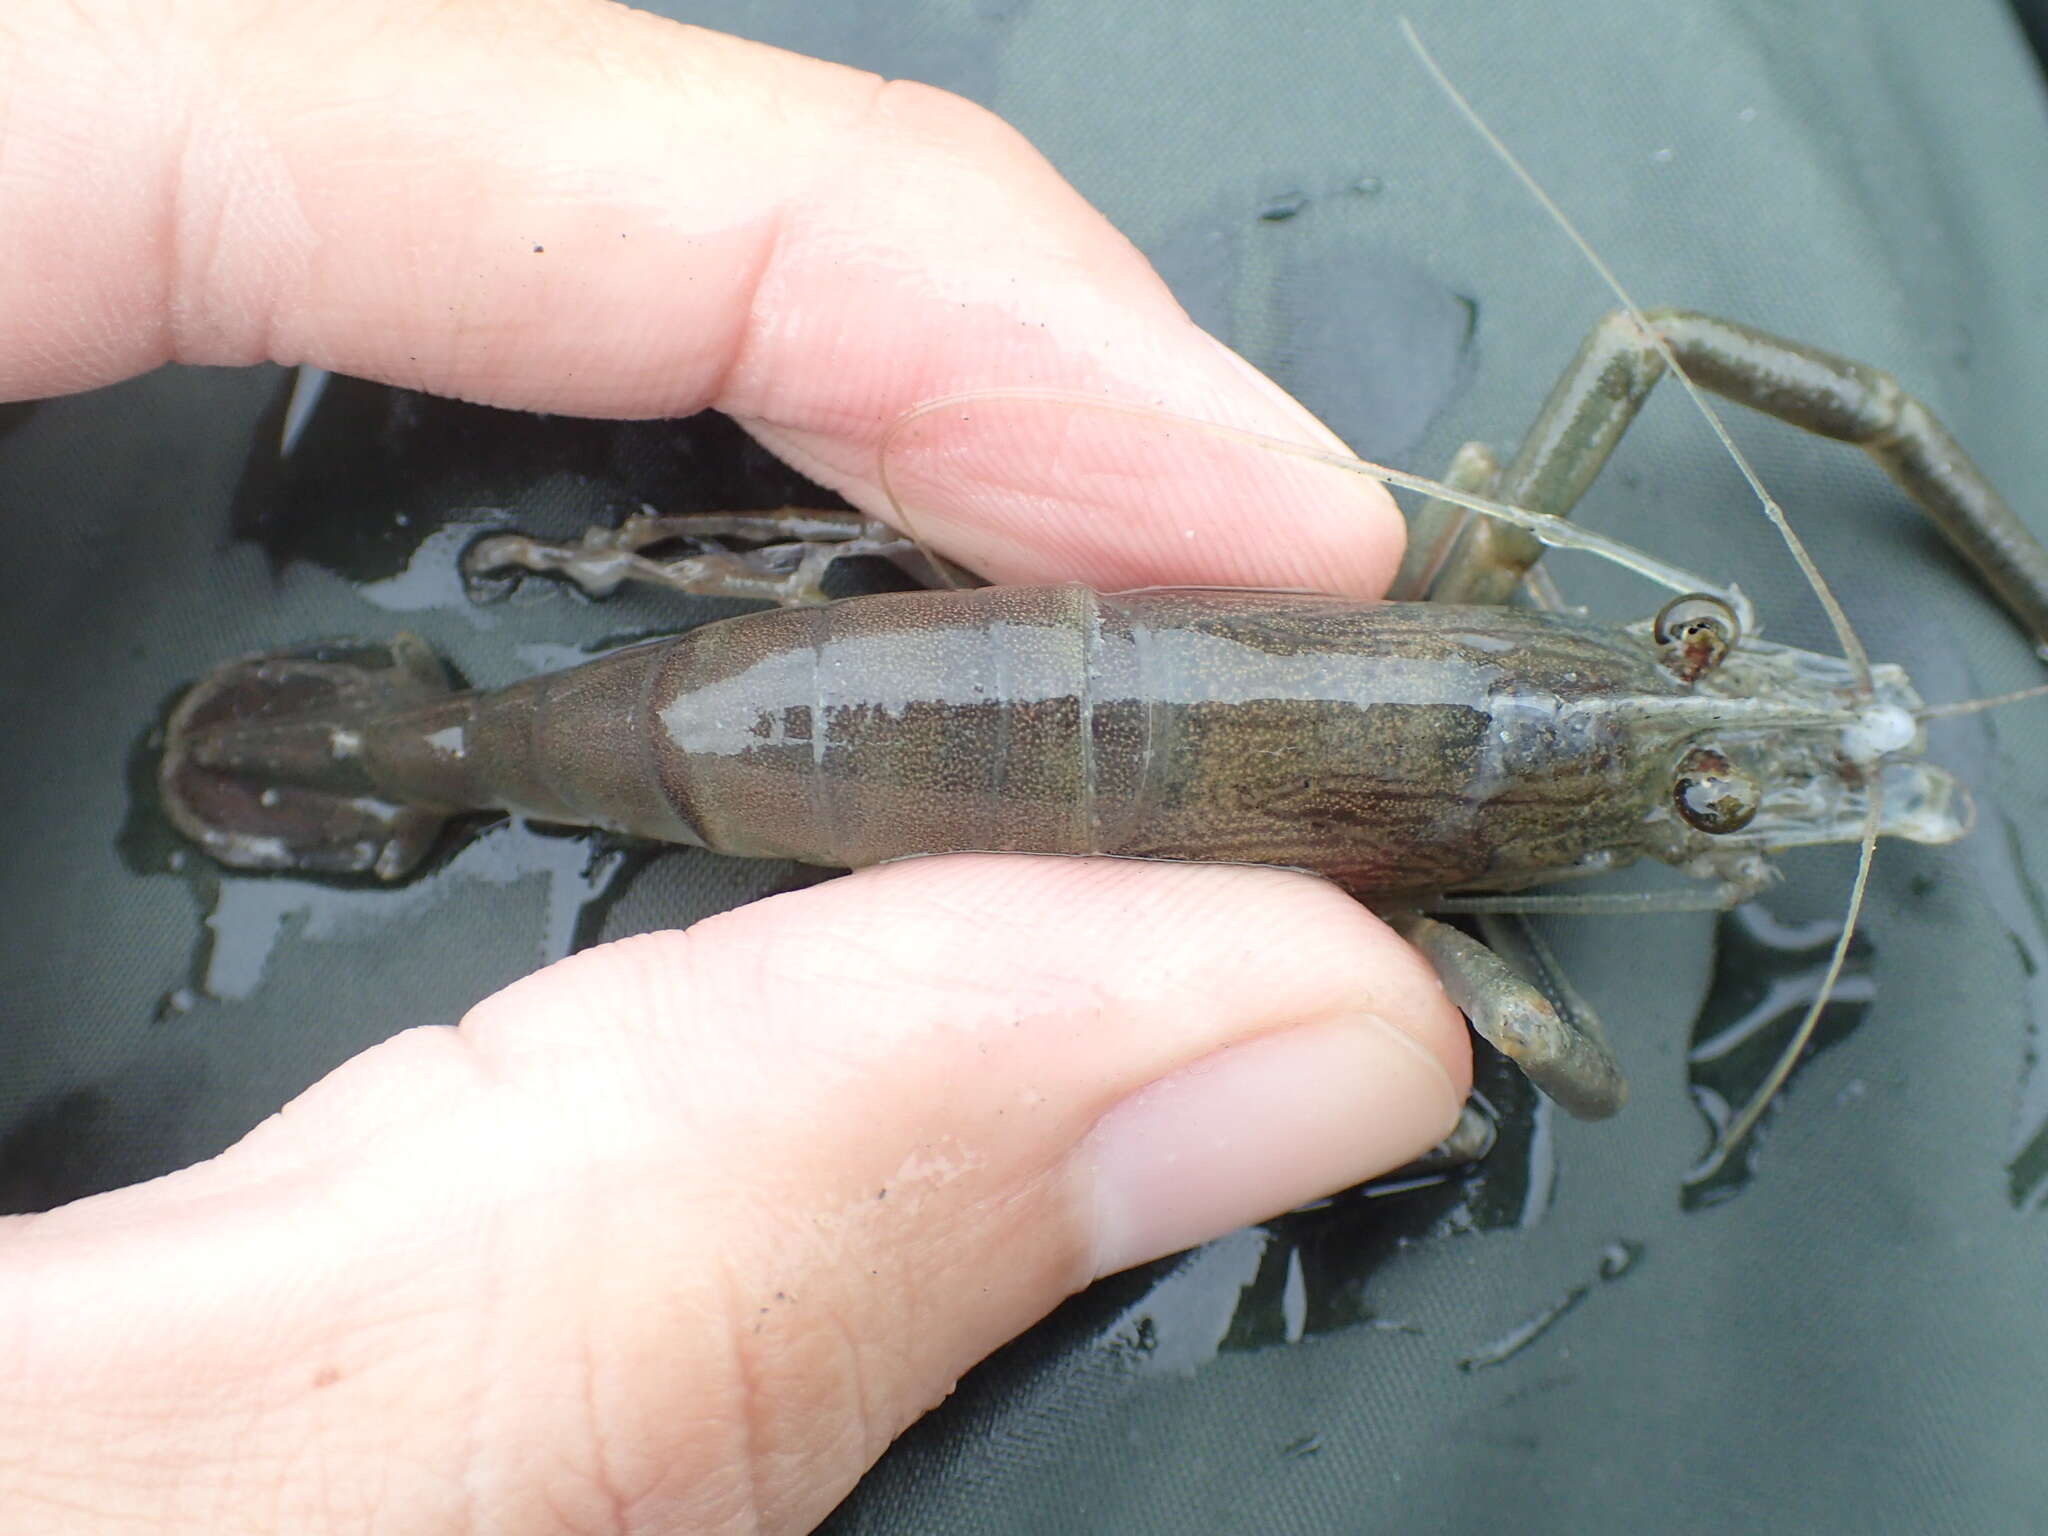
top-left (155, 22), bottom-right (2048, 1173)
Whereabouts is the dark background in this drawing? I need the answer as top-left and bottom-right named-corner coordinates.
top-left (2016, 0), bottom-right (2048, 73)
top-left (4, 2), bottom-right (2046, 1529)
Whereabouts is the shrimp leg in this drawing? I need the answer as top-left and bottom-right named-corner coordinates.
top-left (464, 507), bottom-right (968, 607)
top-left (1392, 914), bottom-right (1627, 1120)
top-left (1407, 309), bottom-right (2048, 651)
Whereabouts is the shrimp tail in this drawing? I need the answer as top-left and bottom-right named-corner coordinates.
top-left (158, 635), bottom-right (457, 881)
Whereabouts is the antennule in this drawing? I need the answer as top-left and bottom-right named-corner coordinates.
top-left (1915, 680), bottom-right (2048, 721)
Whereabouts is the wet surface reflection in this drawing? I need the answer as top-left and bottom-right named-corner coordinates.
top-left (1682, 905), bottom-right (1875, 1209)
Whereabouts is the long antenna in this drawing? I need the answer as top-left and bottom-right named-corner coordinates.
top-left (1916, 680), bottom-right (2048, 720)
top-left (1399, 15), bottom-right (1884, 1163)
top-left (876, 388), bottom-right (1747, 615)
top-left (1397, 16), bottom-right (1873, 695)
top-left (1700, 793), bottom-right (1882, 1169)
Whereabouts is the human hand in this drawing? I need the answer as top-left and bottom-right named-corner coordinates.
top-left (0, 2), bottom-right (1470, 1531)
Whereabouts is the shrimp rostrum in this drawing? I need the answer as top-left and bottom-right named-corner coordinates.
top-left (159, 293), bottom-right (2048, 1162)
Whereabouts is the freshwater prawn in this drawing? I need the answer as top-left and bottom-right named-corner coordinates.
top-left (155, 24), bottom-right (2048, 1174)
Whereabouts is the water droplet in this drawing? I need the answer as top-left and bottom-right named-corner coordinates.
top-left (1597, 1239), bottom-right (1643, 1280)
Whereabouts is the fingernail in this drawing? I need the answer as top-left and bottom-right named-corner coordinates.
top-left (1081, 1015), bottom-right (1463, 1277)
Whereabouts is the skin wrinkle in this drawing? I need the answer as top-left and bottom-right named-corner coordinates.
top-left (470, 36), bottom-right (802, 412)
top-left (146, 8), bottom-right (216, 366)
top-left (591, 1237), bottom-right (723, 1535)
top-left (947, 1162), bottom-right (1090, 1303)
top-left (692, 1149), bottom-right (1030, 1519)
top-left (811, 1300), bottom-right (885, 1505)
top-left (857, 1229), bottom-right (940, 1429)
top-left (589, 1277), bottom-right (749, 1536)
top-left (881, 1237), bottom-right (942, 1421)
top-left (717, 80), bottom-right (1242, 488)
top-left (758, 1300), bottom-right (877, 1530)
top-left (572, 1318), bottom-right (634, 1536)
top-left (708, 194), bottom-right (801, 455)
top-left (165, 71), bottom-right (226, 358)
top-left (582, 938), bottom-right (854, 1138)
top-left (460, 1212), bottom-right (520, 1536)
top-left (558, 2), bottom-right (642, 102)
top-left (59, 0), bottom-right (156, 76)
top-left (706, 72), bottom-right (896, 419)
top-left (25, 1489), bottom-right (131, 1531)
top-left (279, 1410), bottom-right (338, 1535)
top-left (711, 1255), bottom-right (768, 1536)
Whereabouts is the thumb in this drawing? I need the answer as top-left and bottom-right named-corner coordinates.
top-left (2, 855), bottom-right (1466, 1534)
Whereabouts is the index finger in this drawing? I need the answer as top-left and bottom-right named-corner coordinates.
top-left (1, 0), bottom-right (1402, 595)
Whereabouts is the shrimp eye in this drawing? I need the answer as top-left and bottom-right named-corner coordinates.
top-left (1673, 746), bottom-right (1760, 834)
top-left (1654, 594), bottom-right (1739, 683)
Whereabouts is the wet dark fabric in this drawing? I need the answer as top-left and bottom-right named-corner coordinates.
top-left (4, 1), bottom-right (2046, 1529)
top-left (2016, 0), bottom-right (2048, 75)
